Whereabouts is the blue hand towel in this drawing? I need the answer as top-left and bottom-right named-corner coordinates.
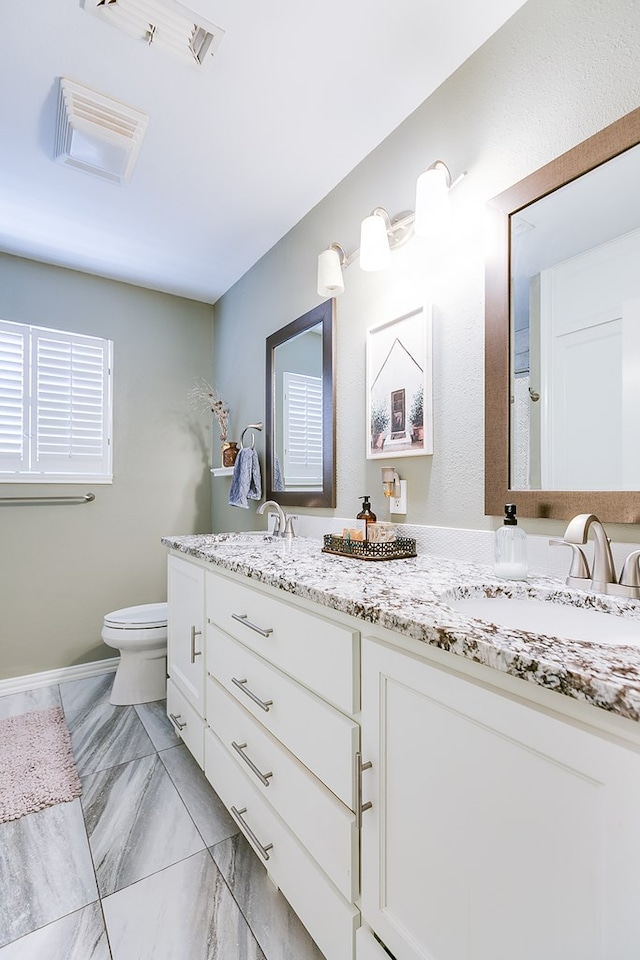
top-left (273, 454), bottom-right (285, 492)
top-left (229, 447), bottom-right (262, 508)
top-left (249, 448), bottom-right (262, 501)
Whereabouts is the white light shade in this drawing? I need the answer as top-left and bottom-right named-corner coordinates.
top-left (414, 165), bottom-right (451, 238)
top-left (317, 247), bottom-right (344, 297)
top-left (359, 213), bottom-right (391, 271)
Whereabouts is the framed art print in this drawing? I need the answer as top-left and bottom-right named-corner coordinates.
top-left (366, 305), bottom-right (433, 459)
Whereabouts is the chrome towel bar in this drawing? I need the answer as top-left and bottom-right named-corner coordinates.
top-left (0, 492), bottom-right (95, 506)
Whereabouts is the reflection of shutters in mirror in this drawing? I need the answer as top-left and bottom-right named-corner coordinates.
top-left (282, 371), bottom-right (322, 485)
top-left (0, 319), bottom-right (113, 481)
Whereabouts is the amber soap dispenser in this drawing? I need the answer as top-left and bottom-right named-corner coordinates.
top-left (357, 496), bottom-right (377, 539)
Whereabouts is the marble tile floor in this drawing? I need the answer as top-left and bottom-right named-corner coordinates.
top-left (0, 674), bottom-right (325, 960)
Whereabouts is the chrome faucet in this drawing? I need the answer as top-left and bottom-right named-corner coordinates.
top-left (257, 499), bottom-right (296, 539)
top-left (563, 514), bottom-right (617, 593)
top-left (552, 513), bottom-right (640, 599)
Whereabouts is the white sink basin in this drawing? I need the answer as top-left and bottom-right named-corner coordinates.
top-left (450, 596), bottom-right (640, 646)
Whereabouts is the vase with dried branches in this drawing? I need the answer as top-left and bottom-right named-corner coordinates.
top-left (188, 379), bottom-right (238, 467)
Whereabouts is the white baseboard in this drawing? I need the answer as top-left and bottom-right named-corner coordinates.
top-left (0, 657), bottom-right (119, 698)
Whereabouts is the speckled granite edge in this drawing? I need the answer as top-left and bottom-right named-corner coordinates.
top-left (162, 534), bottom-right (640, 723)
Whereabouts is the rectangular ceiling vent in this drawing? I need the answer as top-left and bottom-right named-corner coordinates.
top-left (82, 0), bottom-right (225, 68)
top-left (55, 77), bottom-right (149, 184)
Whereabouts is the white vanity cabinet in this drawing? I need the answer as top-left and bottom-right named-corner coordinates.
top-left (360, 635), bottom-right (640, 960)
top-left (164, 541), bottom-right (640, 960)
top-left (166, 554), bottom-right (206, 764)
top-left (204, 568), bottom-right (360, 960)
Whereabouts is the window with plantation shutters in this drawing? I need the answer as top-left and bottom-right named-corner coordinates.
top-left (0, 319), bottom-right (112, 482)
top-left (282, 371), bottom-right (322, 485)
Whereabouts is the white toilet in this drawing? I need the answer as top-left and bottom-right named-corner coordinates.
top-left (101, 602), bottom-right (168, 706)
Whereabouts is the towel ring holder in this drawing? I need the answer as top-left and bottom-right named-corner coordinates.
top-left (240, 422), bottom-right (263, 450)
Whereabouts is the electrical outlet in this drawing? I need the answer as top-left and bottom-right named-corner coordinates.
top-left (389, 480), bottom-right (407, 515)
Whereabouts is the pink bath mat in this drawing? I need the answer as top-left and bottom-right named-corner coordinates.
top-left (0, 706), bottom-right (82, 823)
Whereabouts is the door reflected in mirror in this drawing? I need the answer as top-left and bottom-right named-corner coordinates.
top-left (265, 300), bottom-right (335, 508)
top-left (511, 142), bottom-right (640, 491)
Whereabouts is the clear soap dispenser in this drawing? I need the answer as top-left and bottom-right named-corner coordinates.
top-left (494, 503), bottom-right (528, 580)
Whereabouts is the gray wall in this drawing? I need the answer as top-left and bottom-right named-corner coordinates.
top-left (0, 255), bottom-right (214, 680)
top-left (212, 0), bottom-right (640, 538)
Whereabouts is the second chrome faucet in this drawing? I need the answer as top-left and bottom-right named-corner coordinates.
top-left (552, 513), bottom-right (640, 599)
top-left (257, 499), bottom-right (296, 539)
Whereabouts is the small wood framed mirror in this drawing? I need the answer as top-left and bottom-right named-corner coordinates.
top-left (265, 300), bottom-right (336, 508)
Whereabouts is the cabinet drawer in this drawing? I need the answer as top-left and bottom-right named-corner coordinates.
top-left (206, 571), bottom-right (359, 714)
top-left (167, 678), bottom-right (205, 768)
top-left (208, 626), bottom-right (359, 808)
top-left (204, 727), bottom-right (359, 960)
top-left (207, 674), bottom-right (358, 902)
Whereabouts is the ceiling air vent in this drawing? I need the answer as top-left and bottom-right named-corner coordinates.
top-left (55, 78), bottom-right (149, 184)
top-left (82, 0), bottom-right (225, 68)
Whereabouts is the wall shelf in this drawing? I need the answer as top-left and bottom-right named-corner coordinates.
top-left (211, 467), bottom-right (234, 477)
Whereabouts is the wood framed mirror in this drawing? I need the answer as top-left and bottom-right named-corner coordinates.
top-left (265, 299), bottom-right (336, 508)
top-left (485, 105), bottom-right (640, 522)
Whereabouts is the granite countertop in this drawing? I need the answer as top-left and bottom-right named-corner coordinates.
top-left (162, 533), bottom-right (640, 724)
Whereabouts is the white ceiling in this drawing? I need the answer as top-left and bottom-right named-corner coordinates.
top-left (0, 1), bottom-right (527, 304)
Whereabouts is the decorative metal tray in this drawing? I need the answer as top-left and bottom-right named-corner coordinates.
top-left (322, 534), bottom-right (417, 561)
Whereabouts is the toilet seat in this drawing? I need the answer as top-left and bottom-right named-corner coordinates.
top-left (103, 602), bottom-right (167, 630)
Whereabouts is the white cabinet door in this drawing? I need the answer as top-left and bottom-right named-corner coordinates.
top-left (167, 677), bottom-right (205, 767)
top-left (167, 555), bottom-right (205, 715)
top-left (361, 636), bottom-right (640, 960)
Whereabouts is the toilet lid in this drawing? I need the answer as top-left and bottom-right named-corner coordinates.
top-left (103, 602), bottom-right (168, 629)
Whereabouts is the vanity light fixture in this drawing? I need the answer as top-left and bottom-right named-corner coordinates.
top-left (414, 160), bottom-right (452, 239)
top-left (316, 159), bottom-right (466, 296)
top-left (360, 207), bottom-right (415, 272)
top-left (317, 243), bottom-right (347, 297)
top-left (316, 207), bottom-right (414, 294)
top-left (359, 208), bottom-right (393, 271)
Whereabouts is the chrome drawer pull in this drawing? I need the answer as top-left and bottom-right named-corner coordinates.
top-left (231, 613), bottom-right (273, 637)
top-left (190, 625), bottom-right (202, 664)
top-left (231, 741), bottom-right (273, 787)
top-left (355, 751), bottom-right (373, 829)
top-left (231, 677), bottom-right (273, 712)
top-left (230, 805), bottom-right (273, 861)
top-left (169, 713), bottom-right (187, 731)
